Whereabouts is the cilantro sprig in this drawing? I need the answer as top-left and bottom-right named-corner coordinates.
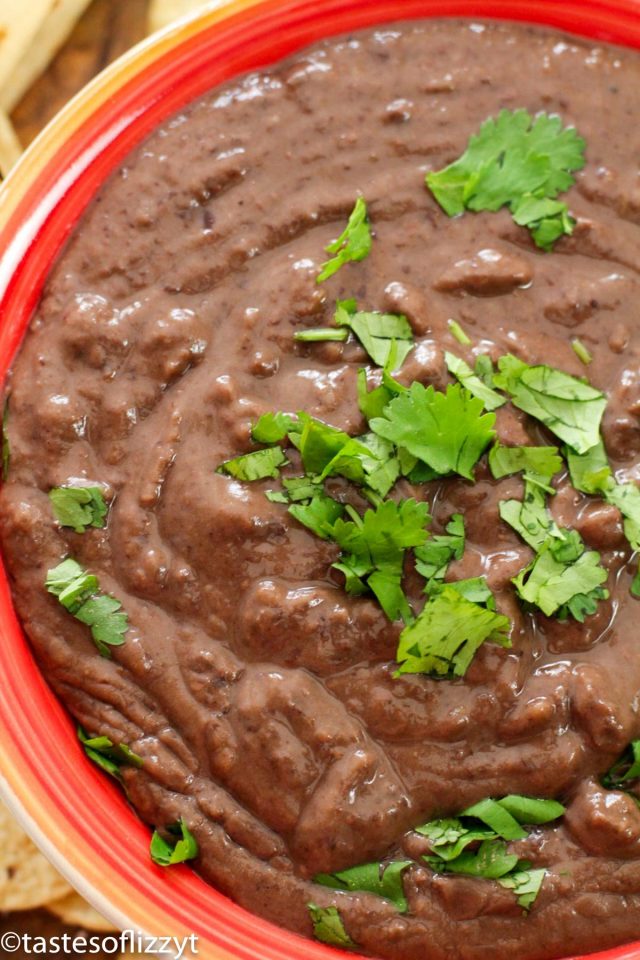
top-left (315, 860), bottom-right (413, 913)
top-left (512, 534), bottom-right (608, 621)
top-left (445, 352), bottom-right (505, 411)
top-left (602, 740), bottom-right (640, 790)
top-left (150, 818), bottom-right (198, 867)
top-left (308, 905), bottom-right (354, 948)
top-left (371, 382), bottom-right (496, 481)
top-left (330, 499), bottom-right (430, 622)
top-left (493, 355), bottom-right (606, 454)
top-left (426, 109), bottom-right (586, 250)
top-left (295, 299), bottom-right (414, 370)
top-left (78, 726), bottom-right (143, 780)
top-left (395, 585), bottom-right (511, 678)
top-left (45, 558), bottom-right (128, 657)
top-left (317, 197), bottom-right (372, 282)
top-left (49, 486), bottom-right (108, 534)
top-left (217, 447), bottom-right (288, 481)
top-left (419, 795), bottom-right (564, 910)
top-left (414, 514), bottom-right (465, 586)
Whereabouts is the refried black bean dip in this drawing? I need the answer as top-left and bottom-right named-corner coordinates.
top-left (3, 17), bottom-right (640, 960)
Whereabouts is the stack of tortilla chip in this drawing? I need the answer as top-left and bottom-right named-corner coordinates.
top-left (0, 800), bottom-right (113, 930)
top-left (0, 0), bottom-right (91, 176)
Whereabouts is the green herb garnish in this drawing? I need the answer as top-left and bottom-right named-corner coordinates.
top-left (45, 558), bottom-right (128, 658)
top-left (498, 868), bottom-right (547, 911)
top-left (571, 338), bottom-right (593, 365)
top-left (49, 486), bottom-right (108, 534)
top-left (371, 383), bottom-right (495, 481)
top-left (414, 514), bottom-right (465, 585)
top-left (77, 726), bottom-right (143, 779)
top-left (330, 499), bottom-right (430, 622)
top-left (317, 197), bottom-right (372, 282)
top-left (315, 860), bottom-right (413, 913)
top-left (489, 443), bottom-right (562, 482)
top-left (512, 536), bottom-right (608, 620)
top-left (334, 299), bottom-right (414, 369)
top-left (448, 319), bottom-right (472, 345)
top-left (602, 740), bottom-right (640, 790)
top-left (308, 905), bottom-right (354, 948)
top-left (217, 447), bottom-right (288, 481)
top-left (294, 328), bottom-right (349, 343)
top-left (150, 818), bottom-right (198, 867)
top-left (419, 795), bottom-right (563, 910)
top-left (395, 585), bottom-right (510, 678)
top-left (252, 412), bottom-right (297, 444)
top-left (493, 355), bottom-right (606, 454)
top-left (426, 109), bottom-right (585, 250)
top-left (445, 352), bottom-right (506, 411)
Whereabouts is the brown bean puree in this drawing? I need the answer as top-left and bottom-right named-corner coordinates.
top-left (2, 17), bottom-right (640, 960)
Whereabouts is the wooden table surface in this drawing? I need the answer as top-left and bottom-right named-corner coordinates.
top-left (11, 0), bottom-right (151, 148)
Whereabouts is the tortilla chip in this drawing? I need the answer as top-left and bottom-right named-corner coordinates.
top-left (0, 1), bottom-right (56, 109)
top-left (47, 891), bottom-right (114, 932)
top-left (148, 0), bottom-right (211, 34)
top-left (0, 0), bottom-right (92, 113)
top-left (0, 111), bottom-right (21, 177)
top-left (0, 801), bottom-right (72, 910)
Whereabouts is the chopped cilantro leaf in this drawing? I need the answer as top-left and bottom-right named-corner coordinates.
top-left (493, 355), bottom-right (606, 454)
top-left (499, 476), bottom-right (563, 552)
top-left (417, 796), bottom-right (564, 862)
top-left (294, 327), bottom-right (349, 343)
top-left (217, 447), bottom-right (287, 481)
top-left (571, 338), bottom-right (593, 365)
top-left (445, 352), bottom-right (506, 411)
top-left (488, 443), bottom-right (562, 482)
top-left (371, 382), bottom-right (496, 481)
top-left (417, 818), bottom-right (496, 861)
top-left (474, 354), bottom-right (495, 385)
top-left (45, 559), bottom-right (129, 658)
top-left (604, 482), bottom-right (640, 551)
top-left (496, 795), bottom-right (565, 825)
top-left (150, 818), bottom-right (198, 867)
top-left (431, 576), bottom-right (494, 606)
top-left (49, 486), bottom-right (108, 534)
top-left (498, 867), bottom-right (546, 911)
top-left (331, 499), bottom-right (430, 621)
top-left (426, 109), bottom-right (585, 249)
top-left (335, 299), bottom-right (414, 369)
top-left (428, 839), bottom-right (519, 879)
top-left (567, 439), bottom-right (640, 554)
top-left (289, 494), bottom-right (345, 539)
top-left (282, 476), bottom-right (324, 502)
top-left (77, 726), bottom-right (143, 780)
top-left (308, 905), bottom-right (354, 948)
top-left (357, 366), bottom-right (405, 423)
top-left (512, 195), bottom-right (575, 251)
top-left (414, 514), bottom-right (465, 584)
top-left (602, 740), bottom-right (640, 789)
top-left (512, 538), bottom-right (608, 619)
top-left (565, 439), bottom-right (612, 495)
top-left (395, 585), bottom-right (511, 678)
top-left (315, 860), bottom-right (413, 913)
top-left (448, 319), bottom-right (472, 346)
top-left (252, 412), bottom-right (297, 444)
top-left (317, 197), bottom-right (372, 283)
top-left (631, 569), bottom-right (640, 599)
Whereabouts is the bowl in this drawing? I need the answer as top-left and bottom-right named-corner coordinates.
top-left (1, 2), bottom-right (640, 959)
